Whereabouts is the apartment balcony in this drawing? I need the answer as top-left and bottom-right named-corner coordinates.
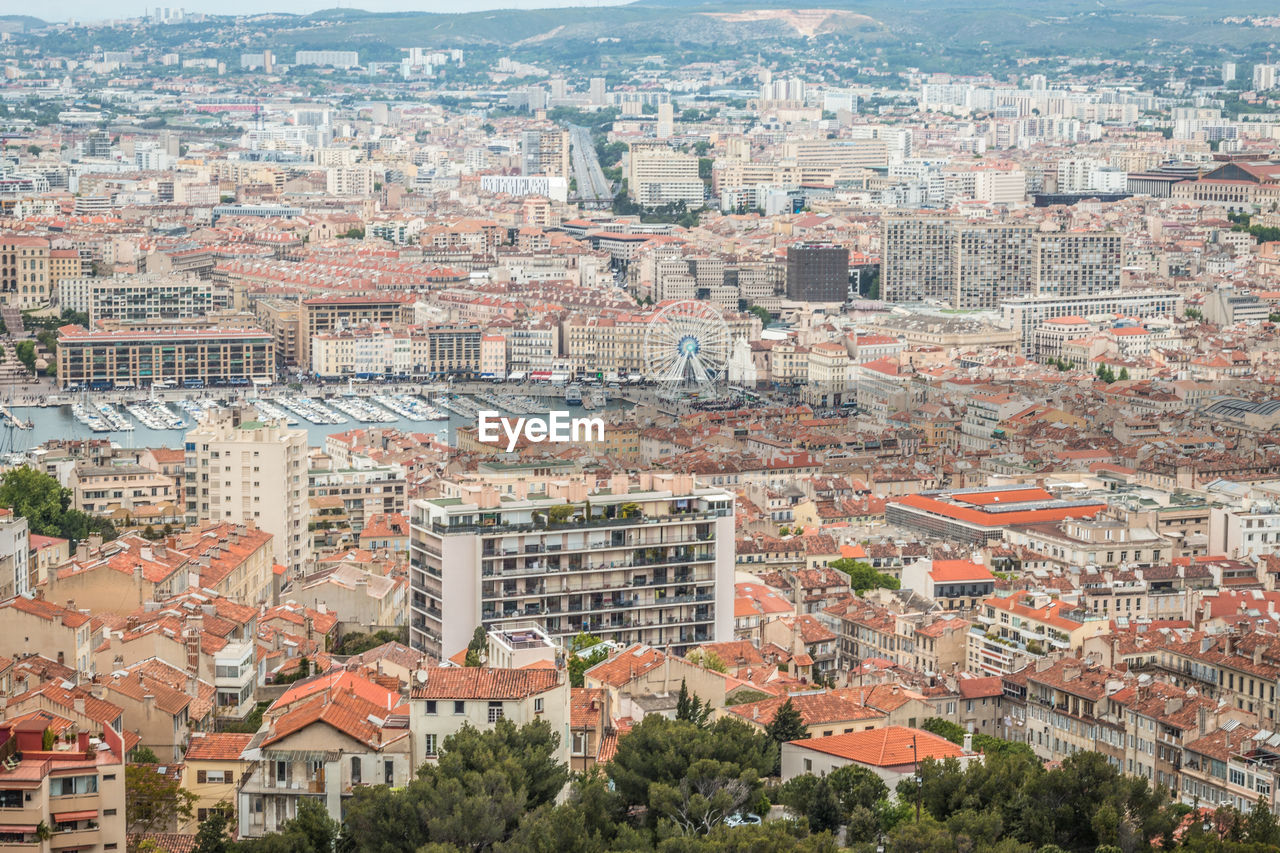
top-left (0, 806), bottom-right (45, 830)
top-left (51, 826), bottom-right (101, 849)
top-left (48, 794), bottom-right (101, 814)
top-left (480, 547), bottom-right (713, 578)
top-left (481, 573), bottom-right (713, 603)
top-left (438, 510), bottom-right (724, 537)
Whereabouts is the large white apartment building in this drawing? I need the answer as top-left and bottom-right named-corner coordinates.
top-left (59, 273), bottom-right (230, 324)
top-left (408, 470), bottom-right (734, 659)
top-left (627, 143), bottom-right (703, 207)
top-left (184, 408), bottom-right (311, 575)
top-left (1000, 290), bottom-right (1184, 354)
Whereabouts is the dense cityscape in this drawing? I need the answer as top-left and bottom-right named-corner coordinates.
top-left (6, 1), bottom-right (1280, 851)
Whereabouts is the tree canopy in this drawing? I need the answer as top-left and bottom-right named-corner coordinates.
top-left (0, 466), bottom-right (116, 544)
top-left (830, 558), bottom-right (900, 594)
top-left (125, 764), bottom-right (196, 848)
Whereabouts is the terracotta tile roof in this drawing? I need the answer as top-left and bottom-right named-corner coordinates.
top-left (410, 667), bottom-right (561, 700)
top-left (128, 834), bottom-right (197, 853)
top-left (264, 688), bottom-right (408, 751)
top-left (726, 692), bottom-right (884, 727)
top-left (583, 644), bottom-right (667, 687)
top-left (570, 688), bottom-right (605, 729)
top-left (928, 560), bottom-right (995, 583)
top-left (598, 731), bottom-right (619, 764)
top-left (956, 676), bottom-right (1004, 699)
top-left (791, 725), bottom-right (967, 766)
top-left (274, 670), bottom-right (406, 714)
top-left (3, 596), bottom-right (90, 628)
top-left (261, 601), bottom-right (339, 636)
top-left (103, 659), bottom-right (215, 722)
top-left (184, 732), bottom-right (252, 761)
top-left (9, 681), bottom-right (123, 726)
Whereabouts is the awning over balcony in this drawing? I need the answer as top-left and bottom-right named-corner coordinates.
top-left (53, 810), bottom-right (98, 822)
top-left (0, 824), bottom-right (37, 833)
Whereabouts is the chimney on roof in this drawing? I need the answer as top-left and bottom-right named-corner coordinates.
top-left (73, 697), bottom-right (85, 716)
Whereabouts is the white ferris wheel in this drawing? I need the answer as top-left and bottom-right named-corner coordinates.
top-left (643, 300), bottom-right (730, 400)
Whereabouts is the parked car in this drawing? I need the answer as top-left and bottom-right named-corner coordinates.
top-left (724, 813), bottom-right (762, 827)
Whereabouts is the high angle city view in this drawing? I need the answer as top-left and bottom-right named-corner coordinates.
top-left (9, 0), bottom-right (1280, 851)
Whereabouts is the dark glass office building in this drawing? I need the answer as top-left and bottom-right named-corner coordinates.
top-left (786, 243), bottom-right (849, 302)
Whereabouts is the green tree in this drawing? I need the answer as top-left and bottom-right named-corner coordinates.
top-left (130, 745), bottom-right (161, 763)
top-left (1244, 795), bottom-right (1280, 846)
top-left (567, 632), bottom-right (607, 688)
top-left (746, 304), bottom-right (772, 326)
top-left (650, 756), bottom-right (759, 835)
top-left (338, 718), bottom-right (568, 853)
top-left (656, 821), bottom-right (839, 852)
top-left (0, 466), bottom-right (115, 544)
top-left (14, 341), bottom-right (35, 373)
top-left (0, 466), bottom-right (64, 535)
top-left (763, 697), bottom-right (808, 775)
top-left (700, 651), bottom-right (728, 673)
top-left (192, 806), bottom-right (233, 853)
top-left (465, 625), bottom-right (487, 666)
top-left (885, 813), bottom-right (956, 853)
top-left (830, 557), bottom-right (900, 594)
top-left (125, 763), bottom-right (197, 847)
top-left (919, 717), bottom-right (965, 745)
top-left (826, 763), bottom-right (888, 813)
top-left (777, 773), bottom-right (819, 817)
top-left (609, 715), bottom-right (774, 815)
top-left (675, 679), bottom-right (713, 727)
top-left (806, 777), bottom-right (842, 834)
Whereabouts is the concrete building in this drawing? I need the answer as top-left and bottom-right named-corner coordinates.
top-left (180, 732), bottom-right (253, 831)
top-left (520, 130), bottom-right (571, 179)
top-left (0, 718), bottom-right (128, 851)
top-left (293, 50), bottom-right (358, 68)
top-left (408, 470), bottom-right (734, 659)
top-left (0, 508), bottom-right (31, 599)
top-left (184, 408), bottom-right (311, 575)
top-left (1203, 286), bottom-right (1270, 326)
top-left (300, 294), bottom-right (414, 366)
top-left (781, 725), bottom-right (977, 785)
top-left (882, 220), bottom-right (1123, 308)
top-left (409, 627), bottom-right (570, 766)
top-left (0, 597), bottom-right (93, 674)
top-left (1034, 232), bottom-right (1124, 297)
top-left (236, 685), bottom-right (413, 838)
top-left (786, 243), bottom-right (849, 303)
top-left (55, 326), bottom-right (274, 390)
top-left (59, 273), bottom-right (229, 325)
top-left (627, 142), bottom-right (703, 207)
top-left (1000, 290), bottom-right (1184, 355)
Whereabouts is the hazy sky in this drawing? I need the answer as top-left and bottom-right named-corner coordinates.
top-left (44, 0), bottom-right (631, 23)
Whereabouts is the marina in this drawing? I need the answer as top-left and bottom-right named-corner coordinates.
top-left (124, 400), bottom-right (187, 431)
top-left (328, 395), bottom-right (397, 423)
top-left (372, 394), bottom-right (447, 422)
top-left (2, 390), bottom-right (630, 453)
